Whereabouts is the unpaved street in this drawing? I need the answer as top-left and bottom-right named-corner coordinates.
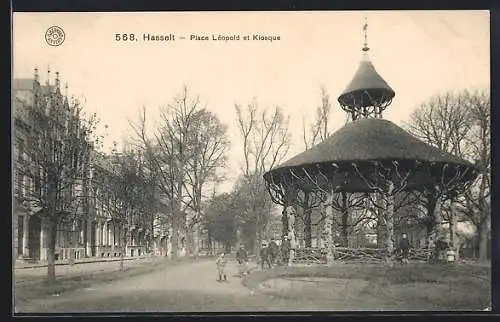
top-left (15, 259), bottom-right (321, 312)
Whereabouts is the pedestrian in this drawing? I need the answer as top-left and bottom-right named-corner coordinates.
top-left (235, 243), bottom-right (249, 277)
top-left (398, 233), bottom-right (410, 264)
top-left (269, 238), bottom-right (279, 265)
top-left (281, 236), bottom-right (291, 266)
top-left (260, 241), bottom-right (272, 270)
top-left (216, 252), bottom-right (227, 282)
top-left (435, 236), bottom-right (449, 263)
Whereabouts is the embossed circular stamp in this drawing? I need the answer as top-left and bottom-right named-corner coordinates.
top-left (45, 26), bottom-right (65, 46)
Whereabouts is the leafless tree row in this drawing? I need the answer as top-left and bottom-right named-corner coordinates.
top-left (129, 85), bottom-right (230, 258)
top-left (406, 89), bottom-right (490, 259)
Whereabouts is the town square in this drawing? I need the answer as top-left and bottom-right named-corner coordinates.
top-left (12, 11), bottom-right (491, 313)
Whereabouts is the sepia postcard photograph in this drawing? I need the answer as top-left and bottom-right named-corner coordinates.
top-left (12, 10), bottom-right (491, 313)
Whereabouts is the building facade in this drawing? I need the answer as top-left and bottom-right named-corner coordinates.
top-left (13, 71), bottom-right (153, 263)
top-left (13, 72), bottom-right (91, 262)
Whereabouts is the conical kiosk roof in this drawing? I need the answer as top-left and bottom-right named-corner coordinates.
top-left (338, 56), bottom-right (395, 108)
top-left (264, 118), bottom-right (477, 192)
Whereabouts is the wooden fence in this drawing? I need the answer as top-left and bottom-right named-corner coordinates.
top-left (291, 247), bottom-right (433, 265)
top-left (292, 248), bottom-right (328, 264)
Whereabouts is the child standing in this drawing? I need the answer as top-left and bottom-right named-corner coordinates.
top-left (216, 252), bottom-right (227, 282)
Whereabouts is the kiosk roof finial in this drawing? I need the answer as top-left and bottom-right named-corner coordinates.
top-left (362, 17), bottom-right (369, 52)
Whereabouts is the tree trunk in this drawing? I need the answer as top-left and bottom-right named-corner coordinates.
top-left (340, 192), bottom-right (349, 247)
top-left (324, 195), bottom-right (334, 264)
top-left (449, 213), bottom-right (455, 248)
top-left (193, 224), bottom-right (200, 257)
top-left (207, 232), bottom-right (213, 256)
top-left (46, 217), bottom-right (57, 283)
top-left (478, 218), bottom-right (489, 261)
top-left (281, 206), bottom-right (289, 243)
top-left (425, 196), bottom-right (438, 249)
top-left (256, 230), bottom-right (262, 255)
top-left (385, 196), bottom-right (395, 256)
top-left (171, 217), bottom-right (179, 259)
top-left (303, 193), bottom-right (312, 248)
top-left (151, 221), bottom-right (156, 256)
top-left (120, 227), bottom-right (126, 272)
top-left (374, 194), bottom-right (385, 248)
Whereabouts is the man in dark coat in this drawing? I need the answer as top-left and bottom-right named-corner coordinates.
top-left (236, 243), bottom-right (249, 276)
top-left (398, 233), bottom-right (411, 264)
top-left (260, 241), bottom-right (272, 270)
top-left (281, 236), bottom-right (291, 266)
top-left (268, 239), bottom-right (279, 265)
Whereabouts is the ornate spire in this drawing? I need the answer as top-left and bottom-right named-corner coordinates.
top-left (362, 17), bottom-right (369, 52)
top-left (64, 82), bottom-right (69, 105)
top-left (55, 71), bottom-right (60, 88)
top-left (46, 66), bottom-right (51, 87)
top-left (34, 67), bottom-right (39, 83)
top-left (337, 18), bottom-right (395, 121)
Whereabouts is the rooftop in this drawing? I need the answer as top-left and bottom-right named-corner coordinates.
top-left (338, 54), bottom-right (395, 108)
top-left (270, 118), bottom-right (474, 171)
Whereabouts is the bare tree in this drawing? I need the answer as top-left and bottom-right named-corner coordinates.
top-left (300, 87), bottom-right (362, 248)
top-left (133, 148), bottom-right (161, 255)
top-left (455, 91), bottom-right (490, 259)
top-left (15, 78), bottom-right (100, 282)
top-left (234, 99), bottom-right (291, 252)
top-left (330, 192), bottom-right (368, 247)
top-left (130, 86), bottom-right (229, 258)
top-left (92, 146), bottom-right (148, 271)
top-left (297, 87), bottom-right (335, 247)
top-left (406, 89), bottom-right (490, 260)
top-left (292, 189), bottom-right (327, 248)
top-left (302, 86), bottom-right (333, 150)
top-left (236, 99), bottom-right (291, 176)
top-left (182, 109), bottom-right (230, 255)
top-left (353, 161), bottom-right (414, 257)
top-left (205, 192), bottom-right (238, 252)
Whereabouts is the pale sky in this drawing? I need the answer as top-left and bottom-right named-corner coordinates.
top-left (12, 11), bottom-right (490, 193)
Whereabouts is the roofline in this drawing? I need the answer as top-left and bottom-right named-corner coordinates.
top-left (265, 157), bottom-right (477, 177)
top-left (338, 87), bottom-right (396, 100)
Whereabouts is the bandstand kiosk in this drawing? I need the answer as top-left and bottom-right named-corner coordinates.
top-left (263, 19), bottom-right (478, 265)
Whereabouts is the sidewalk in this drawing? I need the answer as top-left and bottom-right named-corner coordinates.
top-left (14, 256), bottom-right (201, 305)
top-left (14, 255), bottom-right (167, 284)
top-left (15, 255), bottom-right (152, 269)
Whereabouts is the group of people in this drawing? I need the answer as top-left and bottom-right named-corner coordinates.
top-left (215, 233), bottom-right (413, 281)
top-left (215, 237), bottom-right (295, 282)
top-left (215, 243), bottom-right (251, 282)
top-left (259, 237), bottom-right (292, 270)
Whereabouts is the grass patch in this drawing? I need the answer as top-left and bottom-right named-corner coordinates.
top-left (244, 262), bottom-right (490, 287)
top-left (242, 262), bottom-right (491, 310)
